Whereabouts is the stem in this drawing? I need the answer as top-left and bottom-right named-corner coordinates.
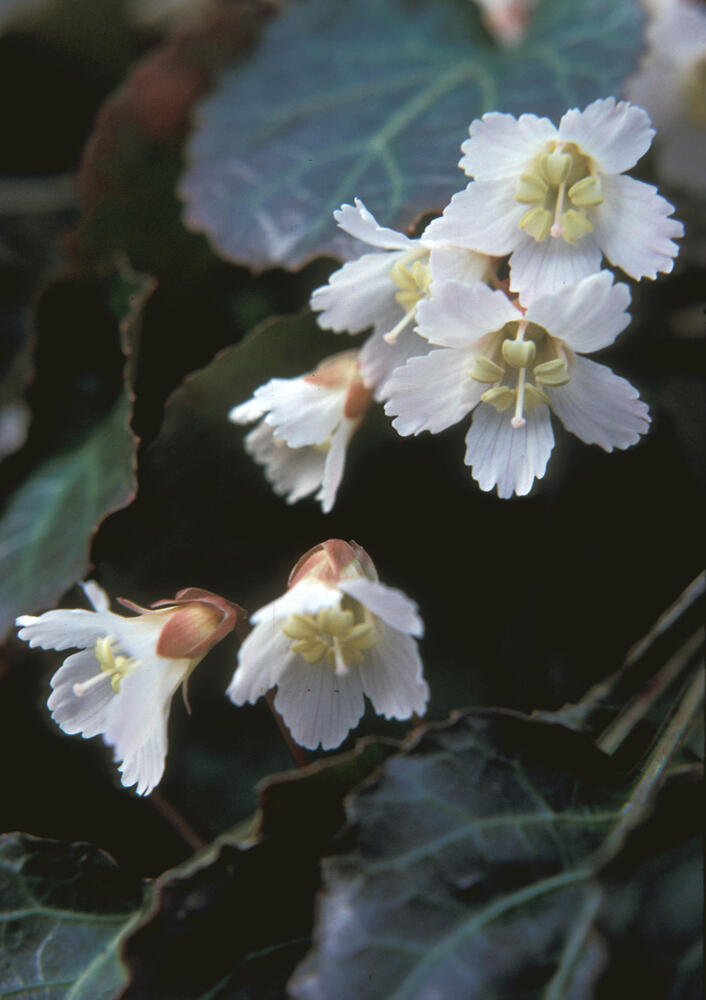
top-left (266, 690), bottom-right (310, 768)
top-left (149, 790), bottom-right (206, 851)
top-left (598, 627), bottom-right (703, 755)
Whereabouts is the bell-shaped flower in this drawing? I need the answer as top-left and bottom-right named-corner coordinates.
top-left (227, 540), bottom-right (428, 750)
top-left (229, 350), bottom-right (373, 513)
top-left (384, 270), bottom-right (650, 498)
top-left (16, 582), bottom-right (242, 795)
top-left (627, 0), bottom-right (706, 196)
top-left (310, 197), bottom-right (492, 397)
top-left (424, 98), bottom-right (683, 302)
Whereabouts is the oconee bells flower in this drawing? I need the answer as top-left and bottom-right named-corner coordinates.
top-left (16, 582), bottom-right (244, 795)
top-left (227, 540), bottom-right (429, 750)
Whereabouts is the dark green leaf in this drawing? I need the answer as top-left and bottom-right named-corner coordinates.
top-left (289, 711), bottom-right (636, 1000)
top-left (180, 0), bottom-right (645, 270)
top-left (120, 738), bottom-right (398, 1000)
top-left (0, 387), bottom-right (136, 638)
top-left (0, 833), bottom-right (146, 1000)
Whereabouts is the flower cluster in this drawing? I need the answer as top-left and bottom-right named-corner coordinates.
top-left (232, 98), bottom-right (682, 501)
top-left (16, 541), bottom-right (427, 792)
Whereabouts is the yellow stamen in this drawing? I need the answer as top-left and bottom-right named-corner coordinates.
top-left (561, 209), bottom-right (595, 243)
top-left (74, 635), bottom-right (137, 696)
top-left (519, 206), bottom-right (552, 242)
top-left (523, 383), bottom-right (551, 410)
top-left (539, 149), bottom-right (572, 187)
top-left (469, 356), bottom-right (505, 383)
top-left (568, 175), bottom-right (603, 206)
top-left (515, 173), bottom-right (548, 203)
top-left (282, 602), bottom-right (377, 673)
top-left (534, 358), bottom-right (571, 386)
top-left (481, 386), bottom-right (516, 412)
top-left (502, 339), bottom-right (536, 368)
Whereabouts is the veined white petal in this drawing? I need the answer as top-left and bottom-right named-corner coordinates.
top-left (227, 622), bottom-right (294, 705)
top-left (273, 659), bottom-right (366, 750)
top-left (427, 245), bottom-right (491, 285)
top-left (415, 279), bottom-right (521, 348)
top-left (592, 174), bottom-right (683, 281)
top-left (103, 656), bottom-right (189, 796)
top-left (384, 348), bottom-right (484, 436)
top-left (15, 608), bottom-right (113, 651)
top-left (334, 199), bottom-right (416, 250)
top-left (546, 355), bottom-right (650, 450)
top-left (525, 271), bottom-right (631, 354)
top-left (47, 649), bottom-right (114, 739)
top-left (250, 376), bottom-right (346, 448)
top-left (459, 111), bottom-right (557, 179)
top-left (558, 98), bottom-right (654, 174)
top-left (244, 422), bottom-right (327, 505)
top-left (310, 250), bottom-right (406, 334)
top-left (509, 230), bottom-right (603, 304)
top-left (318, 418), bottom-right (353, 514)
top-left (423, 181), bottom-right (525, 256)
top-left (250, 580), bottom-right (342, 626)
top-left (464, 403), bottom-right (554, 498)
top-left (229, 395), bottom-right (269, 425)
top-left (338, 578), bottom-right (423, 637)
top-left (358, 625), bottom-right (428, 719)
top-left (359, 326), bottom-right (431, 401)
top-left (80, 580), bottom-right (110, 613)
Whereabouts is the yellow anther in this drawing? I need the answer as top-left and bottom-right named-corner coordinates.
top-left (561, 209), bottom-right (595, 243)
top-left (523, 383), bottom-right (551, 409)
top-left (515, 173), bottom-right (549, 203)
top-left (568, 175), bottom-right (603, 206)
top-left (390, 258), bottom-right (431, 313)
top-left (502, 339), bottom-right (536, 368)
top-left (282, 602), bottom-right (377, 671)
top-left (481, 386), bottom-right (516, 412)
top-left (534, 358), bottom-right (571, 386)
top-left (281, 615), bottom-right (318, 640)
top-left (74, 635), bottom-right (137, 696)
top-left (540, 149), bottom-right (572, 186)
top-left (469, 356), bottom-right (505, 383)
top-left (519, 206), bottom-right (552, 242)
top-left (291, 637), bottom-right (328, 664)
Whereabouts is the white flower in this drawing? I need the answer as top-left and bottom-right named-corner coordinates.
top-left (16, 582), bottom-right (241, 795)
top-left (627, 0), bottom-right (706, 195)
top-left (227, 540), bottom-right (428, 750)
top-left (424, 98), bottom-right (684, 302)
top-left (470, 0), bottom-right (537, 47)
top-left (229, 350), bottom-right (372, 513)
top-left (384, 270), bottom-right (650, 498)
top-left (310, 198), bottom-right (491, 398)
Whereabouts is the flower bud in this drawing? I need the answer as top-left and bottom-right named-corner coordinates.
top-left (288, 539), bottom-right (376, 589)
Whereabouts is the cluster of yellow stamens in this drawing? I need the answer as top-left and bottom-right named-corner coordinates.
top-left (385, 252), bottom-right (432, 344)
top-left (469, 320), bottom-right (570, 428)
top-left (73, 635), bottom-right (138, 696)
top-left (281, 602), bottom-right (377, 676)
top-left (515, 141), bottom-right (603, 244)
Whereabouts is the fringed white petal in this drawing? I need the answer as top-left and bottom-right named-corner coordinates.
top-left (244, 422), bottom-right (327, 505)
top-left (15, 608), bottom-right (113, 652)
top-left (334, 199), bottom-right (416, 250)
top-left (384, 348), bottom-right (484, 436)
top-left (80, 580), bottom-right (110, 613)
top-left (423, 181), bottom-right (525, 256)
top-left (273, 659), bottom-right (366, 750)
top-left (427, 245), bottom-right (491, 285)
top-left (103, 656), bottom-right (188, 796)
top-left (525, 271), bottom-right (631, 354)
top-left (47, 649), bottom-right (114, 739)
top-left (227, 622), bottom-right (294, 705)
top-left (509, 230), bottom-right (603, 303)
top-left (358, 625), bottom-right (428, 719)
top-left (415, 279), bottom-right (520, 348)
top-left (318, 418), bottom-right (353, 514)
top-left (338, 578), bottom-right (423, 637)
top-left (592, 173), bottom-right (683, 281)
top-left (459, 111), bottom-right (557, 179)
top-left (558, 98), bottom-right (654, 174)
top-left (359, 326), bottom-right (431, 401)
top-left (464, 403), bottom-right (554, 498)
top-left (310, 250), bottom-right (405, 334)
top-left (229, 395), bottom-right (269, 425)
top-left (546, 355), bottom-right (650, 451)
top-left (245, 376), bottom-right (346, 448)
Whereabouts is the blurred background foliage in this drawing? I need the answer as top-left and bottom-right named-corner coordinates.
top-left (0, 0), bottom-right (703, 997)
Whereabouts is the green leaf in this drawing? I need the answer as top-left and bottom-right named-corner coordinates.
top-left (180, 0), bottom-right (645, 270)
top-left (288, 711), bottom-right (639, 1000)
top-left (120, 739), bottom-right (398, 1000)
top-left (0, 833), bottom-right (146, 1000)
top-left (0, 388), bottom-right (136, 638)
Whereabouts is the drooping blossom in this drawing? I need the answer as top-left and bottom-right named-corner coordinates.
top-left (227, 540), bottom-right (428, 750)
top-left (229, 350), bottom-right (373, 513)
top-left (310, 198), bottom-right (491, 397)
top-left (424, 98), bottom-right (683, 302)
top-left (16, 582), bottom-right (242, 795)
top-left (384, 270), bottom-right (650, 498)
